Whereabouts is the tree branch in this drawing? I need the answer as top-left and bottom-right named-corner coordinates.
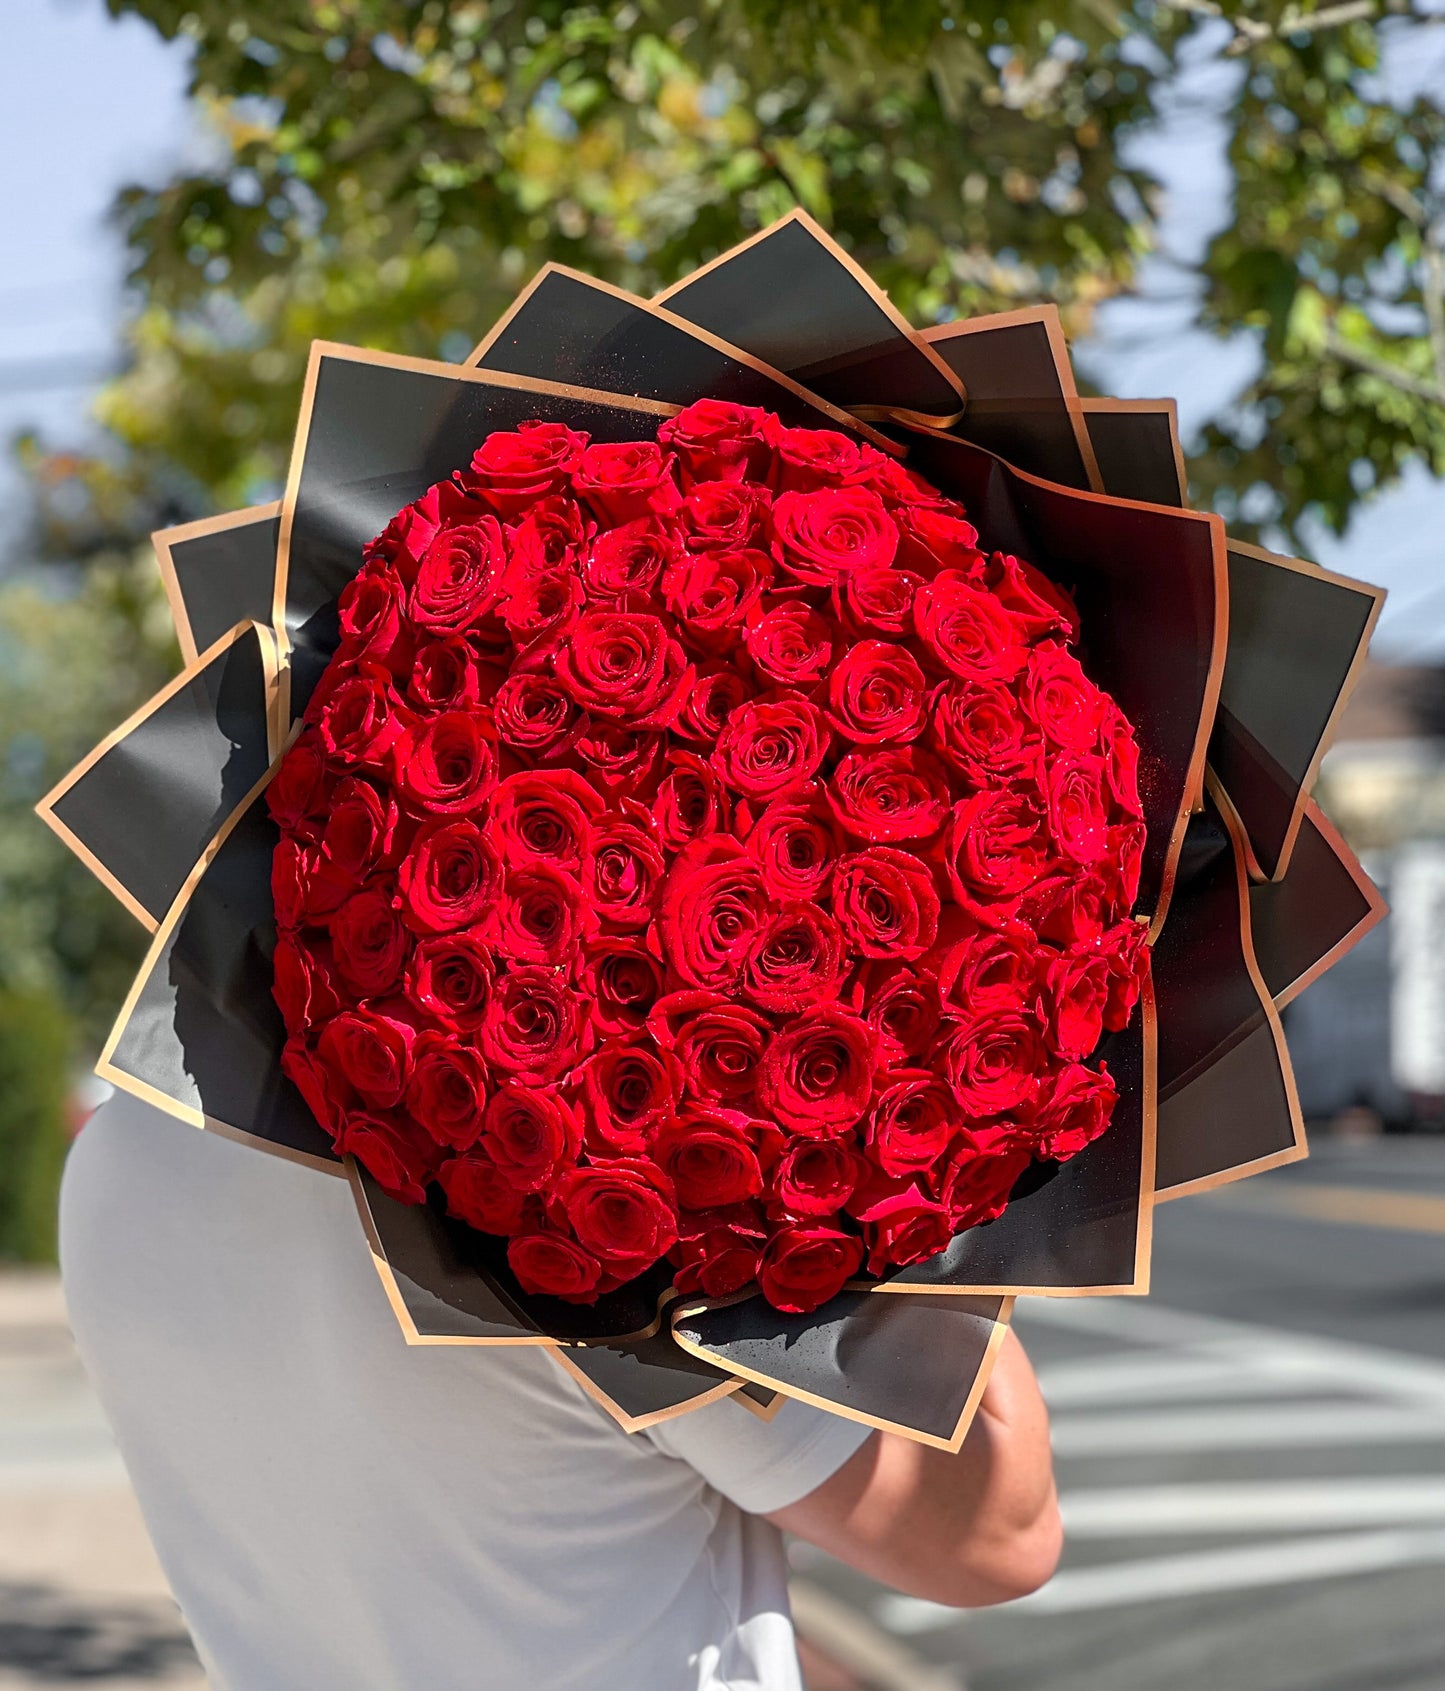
top-left (1159, 0), bottom-right (1381, 52)
top-left (1324, 329), bottom-right (1445, 406)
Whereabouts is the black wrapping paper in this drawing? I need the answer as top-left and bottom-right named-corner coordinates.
top-left (155, 505), bottom-right (282, 666)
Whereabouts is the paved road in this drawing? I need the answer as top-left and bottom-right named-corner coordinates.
top-left (3, 1136), bottom-right (1443, 1690)
top-left (798, 1136), bottom-right (1445, 1691)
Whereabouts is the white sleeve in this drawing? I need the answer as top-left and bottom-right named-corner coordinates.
top-left (642, 1392), bottom-right (874, 1515)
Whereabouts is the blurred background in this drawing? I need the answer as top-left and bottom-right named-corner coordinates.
top-left (1, 1), bottom-right (1444, 1687)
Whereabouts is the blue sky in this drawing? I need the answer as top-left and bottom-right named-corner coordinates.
top-left (4, 0), bottom-right (1444, 655)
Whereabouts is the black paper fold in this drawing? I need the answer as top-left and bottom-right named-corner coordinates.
top-left (154, 505), bottom-right (282, 666)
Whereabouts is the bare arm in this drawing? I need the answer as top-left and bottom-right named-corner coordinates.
top-left (765, 1328), bottom-right (1061, 1608)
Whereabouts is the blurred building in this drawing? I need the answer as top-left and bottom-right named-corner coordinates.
top-left (1303, 664), bottom-right (1445, 1128)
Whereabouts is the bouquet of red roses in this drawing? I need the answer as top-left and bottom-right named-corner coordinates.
top-left (40, 213), bottom-right (1384, 1446)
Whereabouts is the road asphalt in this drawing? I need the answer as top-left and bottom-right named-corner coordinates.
top-left (3, 1134), bottom-right (1443, 1691)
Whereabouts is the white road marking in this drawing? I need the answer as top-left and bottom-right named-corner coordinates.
top-left (1051, 1402), bottom-right (1445, 1456)
top-left (1061, 1477), bottom-right (1445, 1535)
top-left (878, 1527), bottom-right (1445, 1630)
top-left (1037, 1353), bottom-right (1332, 1408)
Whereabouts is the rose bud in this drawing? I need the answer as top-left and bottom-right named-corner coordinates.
top-left (743, 601), bottom-right (835, 688)
top-left (657, 996), bottom-right (771, 1102)
top-left (281, 1037), bottom-right (344, 1137)
top-left (334, 1109), bottom-right (442, 1206)
top-left (756, 1226), bottom-right (863, 1314)
top-left (663, 547), bottom-right (772, 655)
top-left (483, 1083), bottom-right (583, 1192)
top-left (1100, 919), bottom-right (1150, 1031)
top-left (336, 566), bottom-right (411, 669)
top-left (573, 721), bottom-right (667, 795)
top-left (671, 1211), bottom-right (767, 1299)
top-left (894, 507), bottom-right (984, 580)
top-left (850, 1174), bottom-right (955, 1277)
top-left (772, 486), bottom-right (899, 587)
top-left (858, 963), bottom-right (942, 1063)
top-left (329, 886), bottom-right (412, 998)
top-left (945, 788), bottom-right (1052, 907)
top-left (914, 570), bottom-right (1031, 684)
top-left (827, 745), bottom-right (951, 843)
top-left (550, 1158), bottom-right (679, 1271)
top-left (396, 820), bottom-right (501, 934)
top-left (983, 551), bottom-right (1080, 642)
top-left (404, 1031), bottom-right (489, 1151)
top-left (757, 1010), bottom-right (877, 1136)
top-left (833, 846), bottom-right (941, 960)
top-left (308, 662), bottom-right (409, 768)
top-left (468, 420), bottom-right (590, 517)
top-left (506, 1231), bottom-right (605, 1302)
top-left (586, 816), bottom-right (666, 930)
top-left (408, 512), bottom-right (506, 633)
top-left (480, 964), bottom-right (589, 1083)
top-left (744, 787), bottom-right (841, 900)
top-left (863, 454), bottom-right (967, 513)
top-left (825, 640), bottom-right (927, 745)
top-left (321, 777), bottom-right (403, 881)
top-left (937, 930), bottom-right (1039, 1017)
top-left (572, 440), bottom-right (681, 526)
top-left (1022, 644), bottom-right (1108, 755)
top-left (271, 838), bottom-right (352, 930)
top-left (675, 666), bottom-right (750, 746)
top-left (657, 399), bottom-right (769, 486)
top-left (499, 562), bottom-right (584, 650)
top-left (712, 693), bottom-right (831, 802)
top-left (1101, 703), bottom-right (1144, 818)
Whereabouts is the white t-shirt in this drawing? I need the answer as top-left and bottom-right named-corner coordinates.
top-left (58, 1092), bottom-right (871, 1691)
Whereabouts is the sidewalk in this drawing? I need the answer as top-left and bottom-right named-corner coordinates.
top-left (0, 1271), bottom-right (204, 1689)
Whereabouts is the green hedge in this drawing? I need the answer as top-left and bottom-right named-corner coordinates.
top-left (0, 987), bottom-right (74, 1262)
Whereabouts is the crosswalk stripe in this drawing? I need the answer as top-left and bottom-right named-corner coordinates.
top-left (1061, 1477), bottom-right (1445, 1535)
top-left (1052, 1402), bottom-right (1445, 1456)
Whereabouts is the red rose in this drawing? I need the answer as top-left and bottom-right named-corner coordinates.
top-left (663, 547), bottom-right (771, 652)
top-left (556, 611), bottom-right (692, 728)
top-left (271, 839), bottom-right (351, 929)
top-left (1039, 951), bottom-right (1111, 1061)
top-left (507, 1231), bottom-right (604, 1302)
top-left (743, 600), bottom-right (835, 688)
top-left (272, 934), bottom-right (343, 1033)
top-left (334, 1109), bottom-right (441, 1205)
top-left (859, 963), bottom-right (942, 1062)
top-left (945, 788), bottom-right (1051, 906)
top-left (1046, 754), bottom-right (1112, 866)
top-left (407, 637), bottom-right (487, 713)
top-left (745, 788), bottom-right (841, 900)
top-left (770, 1140), bottom-right (863, 1219)
top-left (676, 667), bottom-right (750, 745)
top-left (1100, 919), bottom-right (1149, 1031)
top-left (932, 683), bottom-right (1042, 786)
top-left (657, 399), bottom-right (768, 485)
top-left (481, 965), bottom-right (589, 1082)
top-left (895, 507), bottom-right (984, 579)
top-left (322, 777), bottom-right (401, 880)
top-left (409, 514), bottom-right (505, 632)
top-left (679, 480), bottom-right (769, 552)
top-left (575, 1040), bottom-right (679, 1157)
top-left (832, 846), bottom-right (940, 960)
top-left (834, 562), bottom-right (922, 640)
top-left (772, 486), bottom-right (899, 586)
top-left (329, 887), bottom-right (411, 997)
top-left (492, 671), bottom-right (580, 759)
top-left (756, 1226), bottom-right (863, 1314)
top-left (825, 640), bottom-right (926, 746)
top-left (574, 722), bottom-right (666, 794)
top-left (489, 864), bottom-right (587, 965)
top-left (851, 1174), bottom-right (954, 1276)
top-left (655, 1110), bottom-right (771, 1210)
top-left (914, 570), bottom-right (1030, 683)
top-left (572, 440), bottom-right (680, 525)
top-left (1020, 874), bottom-right (1110, 947)
top-left (712, 692), bottom-right (831, 802)
top-left (865, 455), bottom-right (966, 512)
top-left (942, 1147), bottom-right (1032, 1229)
top-left (407, 932), bottom-right (493, 1030)
top-left (757, 1011), bottom-right (877, 1136)
top-left (671, 1211), bottom-right (766, 1299)
top-left (487, 769), bottom-right (603, 873)
top-left (866, 1074), bottom-right (958, 1179)
top-left (587, 817), bottom-right (666, 929)
top-left (469, 421), bottom-right (589, 519)
top-left (579, 939), bottom-right (665, 1037)
top-left (938, 1012), bottom-right (1047, 1118)
top-left (1023, 645), bottom-right (1107, 753)
top-left (828, 746), bottom-right (951, 842)
top-left (500, 549), bottom-right (584, 649)
top-left (281, 1037), bottom-right (343, 1135)
top-left (392, 709), bottom-right (497, 816)
top-left (484, 1082), bottom-right (583, 1191)
top-left (310, 663), bottom-right (408, 767)
top-left (584, 519), bottom-right (677, 600)
top-left (551, 1158), bottom-right (678, 1269)
top-left (1102, 703), bottom-right (1144, 819)
top-left (984, 552), bottom-right (1079, 642)
top-left (653, 752), bottom-right (730, 852)
top-left (741, 902), bottom-right (845, 1012)
top-left (1028, 1062), bottom-right (1116, 1161)
top-left (337, 567), bottom-right (410, 668)
top-left (266, 738), bottom-right (331, 839)
top-left (439, 1149), bottom-right (536, 1236)
top-left (654, 993), bottom-right (771, 1102)
top-left (405, 1031), bottom-right (488, 1150)
top-left (938, 931), bottom-right (1038, 1016)
top-left (657, 838), bottom-right (770, 989)
top-left (317, 1007), bottom-right (416, 1108)
top-left (397, 820), bottom-right (501, 934)
top-left (767, 421), bottom-right (877, 493)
